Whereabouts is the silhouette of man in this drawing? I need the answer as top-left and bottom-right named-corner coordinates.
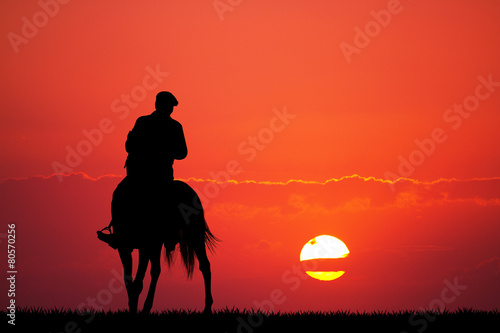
top-left (99, 91), bottom-right (187, 250)
top-left (124, 91), bottom-right (187, 180)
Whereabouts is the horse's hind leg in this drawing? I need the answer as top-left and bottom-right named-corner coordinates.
top-left (142, 242), bottom-right (162, 314)
top-left (194, 243), bottom-right (213, 314)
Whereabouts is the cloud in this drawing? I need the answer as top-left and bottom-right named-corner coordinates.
top-left (395, 245), bottom-right (454, 253)
top-left (246, 239), bottom-right (283, 252)
top-left (475, 257), bottom-right (500, 276)
top-left (0, 171), bottom-right (123, 184)
top-left (185, 174), bottom-right (500, 220)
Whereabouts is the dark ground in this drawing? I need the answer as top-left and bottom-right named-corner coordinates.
top-left (3, 308), bottom-right (499, 332)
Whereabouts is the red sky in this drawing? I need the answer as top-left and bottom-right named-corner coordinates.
top-left (1, 1), bottom-right (499, 314)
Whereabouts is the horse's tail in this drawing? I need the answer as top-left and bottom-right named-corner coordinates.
top-left (167, 213), bottom-right (220, 279)
top-left (164, 181), bottom-right (220, 278)
top-left (204, 221), bottom-right (220, 255)
top-left (164, 246), bottom-right (175, 271)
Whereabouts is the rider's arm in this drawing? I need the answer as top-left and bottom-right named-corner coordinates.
top-left (125, 117), bottom-right (147, 153)
top-left (172, 122), bottom-right (188, 160)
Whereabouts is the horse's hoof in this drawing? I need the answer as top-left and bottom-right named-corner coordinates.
top-left (141, 302), bottom-right (152, 314)
top-left (128, 291), bottom-right (139, 314)
top-left (128, 305), bottom-right (137, 315)
top-left (202, 307), bottom-right (212, 316)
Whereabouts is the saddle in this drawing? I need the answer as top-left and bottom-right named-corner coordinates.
top-left (97, 223), bottom-right (180, 251)
top-left (97, 179), bottom-right (186, 251)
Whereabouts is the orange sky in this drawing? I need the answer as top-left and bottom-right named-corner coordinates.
top-left (1, 1), bottom-right (500, 314)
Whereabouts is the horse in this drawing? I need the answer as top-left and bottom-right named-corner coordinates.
top-left (105, 179), bottom-right (219, 314)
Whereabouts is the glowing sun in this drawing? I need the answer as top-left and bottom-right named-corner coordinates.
top-left (300, 235), bottom-right (350, 281)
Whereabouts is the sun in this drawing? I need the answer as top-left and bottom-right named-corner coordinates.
top-left (300, 235), bottom-right (349, 281)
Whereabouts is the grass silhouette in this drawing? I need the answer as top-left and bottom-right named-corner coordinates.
top-left (3, 307), bottom-right (498, 332)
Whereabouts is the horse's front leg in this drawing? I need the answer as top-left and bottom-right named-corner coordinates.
top-left (142, 242), bottom-right (163, 314)
top-left (126, 248), bottom-right (149, 314)
top-left (118, 248), bottom-right (135, 313)
top-left (195, 244), bottom-right (213, 314)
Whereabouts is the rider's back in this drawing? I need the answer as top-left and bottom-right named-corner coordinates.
top-left (125, 111), bottom-right (187, 181)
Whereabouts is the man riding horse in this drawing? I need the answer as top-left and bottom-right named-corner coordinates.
top-left (98, 91), bottom-right (217, 314)
top-left (99, 91), bottom-right (187, 251)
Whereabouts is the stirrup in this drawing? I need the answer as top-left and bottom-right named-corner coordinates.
top-left (97, 226), bottom-right (118, 249)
